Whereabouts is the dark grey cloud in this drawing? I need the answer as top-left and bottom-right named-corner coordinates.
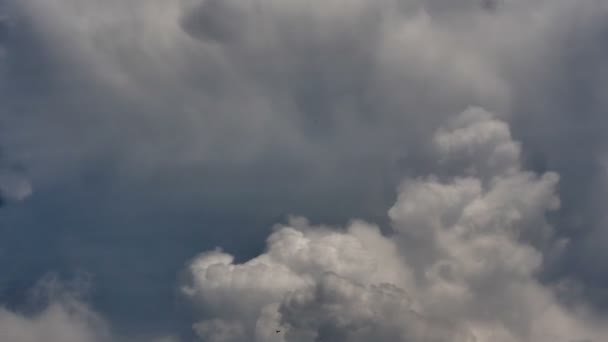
top-left (0, 0), bottom-right (608, 340)
top-left (503, 2), bottom-right (608, 302)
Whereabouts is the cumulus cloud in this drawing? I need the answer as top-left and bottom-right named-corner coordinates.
top-left (184, 109), bottom-right (607, 342)
top-left (0, 301), bottom-right (108, 342)
top-left (0, 275), bottom-right (182, 342)
top-left (1, 0), bottom-right (608, 339)
top-left (0, 276), bottom-right (111, 342)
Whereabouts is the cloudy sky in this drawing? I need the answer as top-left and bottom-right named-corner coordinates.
top-left (1, 0), bottom-right (608, 341)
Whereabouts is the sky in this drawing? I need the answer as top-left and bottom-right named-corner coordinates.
top-left (1, 0), bottom-right (608, 341)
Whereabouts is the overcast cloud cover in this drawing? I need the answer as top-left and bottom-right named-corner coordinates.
top-left (1, 0), bottom-right (608, 341)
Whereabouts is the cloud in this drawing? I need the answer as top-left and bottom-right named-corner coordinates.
top-left (0, 301), bottom-right (108, 342)
top-left (0, 275), bottom-right (182, 342)
top-left (183, 109), bottom-right (607, 342)
top-left (1, 0), bottom-right (608, 338)
top-left (4, 0), bottom-right (514, 170)
top-left (0, 276), bottom-right (111, 342)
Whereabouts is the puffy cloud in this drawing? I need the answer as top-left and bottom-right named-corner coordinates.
top-left (184, 220), bottom-right (416, 342)
top-left (0, 276), bottom-right (111, 342)
top-left (0, 303), bottom-right (181, 342)
top-left (0, 301), bottom-right (109, 342)
top-left (0, 276), bottom-right (182, 342)
top-left (184, 109), bottom-right (607, 342)
top-left (433, 107), bottom-right (521, 177)
top-left (1, 0), bottom-right (608, 338)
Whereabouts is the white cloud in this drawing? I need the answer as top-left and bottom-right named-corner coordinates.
top-left (184, 109), bottom-right (607, 342)
top-left (2, 0), bottom-right (608, 339)
top-left (0, 295), bottom-right (110, 342)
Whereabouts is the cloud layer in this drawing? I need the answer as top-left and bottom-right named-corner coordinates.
top-left (183, 109), bottom-right (606, 342)
top-left (1, 0), bottom-right (608, 340)
top-left (0, 276), bottom-right (111, 342)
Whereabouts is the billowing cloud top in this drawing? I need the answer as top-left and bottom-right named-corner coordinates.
top-left (183, 108), bottom-right (604, 342)
top-left (1, 0), bottom-right (608, 341)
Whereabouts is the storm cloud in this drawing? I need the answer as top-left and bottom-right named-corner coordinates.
top-left (1, 0), bottom-right (608, 340)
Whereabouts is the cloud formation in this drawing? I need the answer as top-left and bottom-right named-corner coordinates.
top-left (184, 109), bottom-right (606, 342)
top-left (0, 301), bottom-right (108, 342)
top-left (0, 275), bottom-right (183, 342)
top-left (0, 276), bottom-right (111, 342)
top-left (1, 0), bottom-right (608, 340)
